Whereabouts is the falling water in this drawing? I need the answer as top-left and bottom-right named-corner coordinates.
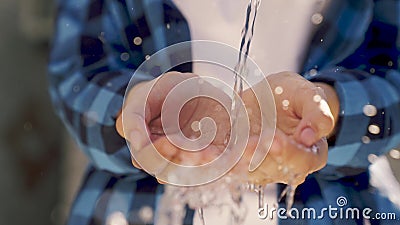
top-left (230, 0), bottom-right (261, 136)
top-left (157, 1), bottom-right (300, 224)
top-left (229, 0), bottom-right (297, 219)
top-left (228, 0), bottom-right (262, 224)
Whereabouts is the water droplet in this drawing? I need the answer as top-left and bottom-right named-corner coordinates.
top-left (98, 32), bottom-right (106, 43)
top-left (257, 185), bottom-right (264, 210)
top-left (363, 104), bottom-right (377, 117)
top-left (145, 55), bottom-right (150, 60)
top-left (311, 145), bottom-right (319, 154)
top-left (370, 68), bottom-right (375, 74)
top-left (73, 85), bottom-right (80, 92)
top-left (389, 149), bottom-right (400, 160)
top-left (362, 136), bottom-right (371, 144)
top-left (285, 185), bottom-right (296, 211)
top-left (133, 37), bottom-right (142, 45)
top-left (197, 208), bottom-right (205, 225)
top-left (120, 52), bottom-right (130, 61)
top-left (368, 124), bottom-right (380, 135)
top-left (106, 211), bottom-right (128, 225)
top-left (388, 61), bottom-right (394, 67)
top-left (138, 206), bottom-right (153, 223)
top-left (166, 23), bottom-right (171, 29)
top-left (223, 136), bottom-right (229, 145)
top-left (282, 100), bottom-right (290, 110)
top-left (191, 121), bottom-right (200, 132)
top-left (311, 13), bottom-right (323, 25)
top-left (309, 69), bottom-right (318, 76)
top-left (274, 86), bottom-right (283, 95)
top-left (282, 166), bottom-right (289, 174)
top-left (320, 38), bottom-right (324, 42)
top-left (313, 94), bottom-right (322, 103)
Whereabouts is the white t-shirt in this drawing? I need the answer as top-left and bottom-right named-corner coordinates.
top-left (171, 0), bottom-right (324, 224)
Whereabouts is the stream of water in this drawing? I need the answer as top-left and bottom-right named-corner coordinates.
top-left (156, 1), bottom-right (298, 224)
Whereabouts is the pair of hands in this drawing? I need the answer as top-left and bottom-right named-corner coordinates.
top-left (116, 71), bottom-right (337, 186)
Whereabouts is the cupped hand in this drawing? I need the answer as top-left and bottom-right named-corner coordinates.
top-left (116, 70), bottom-right (335, 186)
top-left (266, 71), bottom-right (335, 146)
top-left (239, 71), bottom-right (335, 186)
top-left (116, 71), bottom-right (268, 184)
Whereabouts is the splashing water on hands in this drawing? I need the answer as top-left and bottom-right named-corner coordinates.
top-left (228, 0), bottom-right (262, 224)
top-left (156, 0), bottom-right (302, 224)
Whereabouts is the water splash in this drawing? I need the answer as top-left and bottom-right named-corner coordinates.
top-left (198, 208), bottom-right (205, 225)
top-left (231, 0), bottom-right (261, 132)
top-left (279, 185), bottom-right (297, 212)
top-left (228, 1), bottom-right (261, 223)
top-left (156, 0), bottom-right (299, 223)
top-left (231, 0), bottom-right (299, 219)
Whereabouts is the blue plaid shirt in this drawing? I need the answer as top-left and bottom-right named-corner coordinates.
top-left (48, 0), bottom-right (400, 224)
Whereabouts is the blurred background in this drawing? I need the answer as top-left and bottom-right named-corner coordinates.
top-left (0, 0), bottom-right (399, 225)
top-left (0, 0), bottom-right (87, 225)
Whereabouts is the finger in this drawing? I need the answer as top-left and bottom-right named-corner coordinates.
top-left (294, 86), bottom-right (335, 146)
top-left (248, 130), bottom-right (328, 185)
top-left (142, 72), bottom-right (196, 121)
top-left (123, 72), bottom-right (193, 150)
top-left (123, 111), bottom-right (150, 151)
top-left (199, 145), bottom-right (224, 165)
top-left (248, 129), bottom-right (288, 180)
top-left (248, 131), bottom-right (294, 185)
top-left (284, 137), bottom-right (328, 174)
top-left (308, 138), bottom-right (328, 172)
top-left (122, 80), bottom-right (153, 150)
top-left (130, 136), bottom-right (180, 176)
top-left (116, 110), bottom-right (124, 137)
top-left (267, 128), bottom-right (287, 161)
top-left (131, 157), bottom-right (142, 169)
top-left (148, 135), bottom-right (180, 163)
top-left (268, 129), bottom-right (327, 174)
top-left (156, 178), bottom-right (166, 184)
top-left (248, 128), bottom-right (275, 171)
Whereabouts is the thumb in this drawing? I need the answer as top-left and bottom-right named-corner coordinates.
top-left (122, 72), bottom-right (196, 150)
top-left (294, 87), bottom-right (334, 147)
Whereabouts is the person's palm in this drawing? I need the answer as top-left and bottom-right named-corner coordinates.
top-left (147, 93), bottom-right (233, 166)
top-left (116, 71), bottom-right (335, 186)
top-left (241, 72), bottom-right (334, 185)
top-left (116, 72), bottom-right (258, 170)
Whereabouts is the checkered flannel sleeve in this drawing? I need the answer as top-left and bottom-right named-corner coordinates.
top-left (47, 0), bottom-right (190, 175)
top-left (304, 0), bottom-right (400, 177)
